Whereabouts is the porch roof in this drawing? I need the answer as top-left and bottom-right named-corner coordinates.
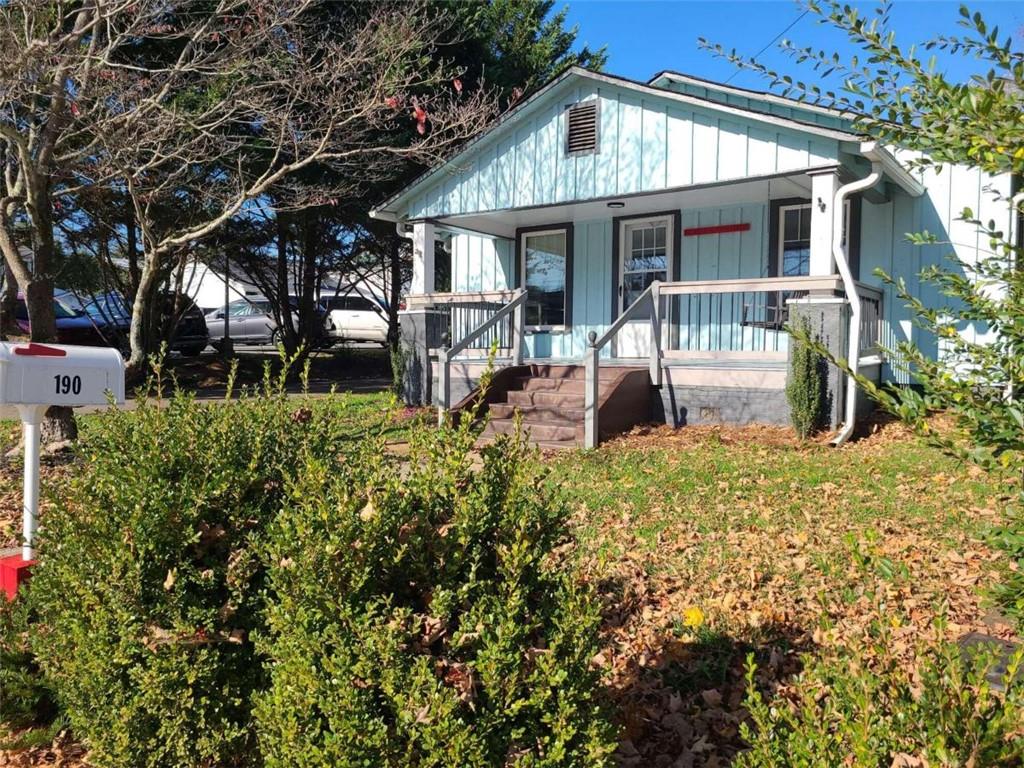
top-left (419, 153), bottom-right (920, 240)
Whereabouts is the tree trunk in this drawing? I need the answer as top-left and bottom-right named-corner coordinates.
top-left (127, 251), bottom-right (161, 375)
top-left (299, 208), bottom-right (319, 355)
top-left (1, 261), bottom-right (18, 336)
top-left (275, 214), bottom-right (298, 356)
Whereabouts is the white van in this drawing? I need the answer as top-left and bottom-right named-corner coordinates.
top-left (322, 294), bottom-right (389, 345)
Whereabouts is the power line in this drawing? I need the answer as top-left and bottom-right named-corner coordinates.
top-left (724, 8), bottom-right (810, 84)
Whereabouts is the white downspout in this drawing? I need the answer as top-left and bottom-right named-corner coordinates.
top-left (832, 161), bottom-right (883, 446)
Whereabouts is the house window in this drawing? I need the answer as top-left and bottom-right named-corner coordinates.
top-left (521, 229), bottom-right (568, 327)
top-left (775, 201), bottom-right (851, 276)
top-left (778, 204), bottom-right (812, 276)
top-left (622, 219), bottom-right (669, 308)
top-left (565, 101), bottom-right (599, 156)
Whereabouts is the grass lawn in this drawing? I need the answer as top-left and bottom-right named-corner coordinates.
top-left (550, 422), bottom-right (1018, 766)
top-left (0, 395), bottom-right (1017, 767)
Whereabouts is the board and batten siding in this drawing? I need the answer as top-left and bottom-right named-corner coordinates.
top-left (449, 205), bottom-right (777, 359)
top-left (406, 80), bottom-right (840, 219)
top-left (858, 162), bottom-right (1013, 384)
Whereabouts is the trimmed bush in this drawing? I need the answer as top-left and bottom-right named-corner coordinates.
top-left (737, 631), bottom-right (1024, 767)
top-left (26, 368), bottom-right (353, 767)
top-left (785, 316), bottom-right (827, 439)
top-left (254, 415), bottom-right (616, 766)
top-left (0, 597), bottom-right (56, 730)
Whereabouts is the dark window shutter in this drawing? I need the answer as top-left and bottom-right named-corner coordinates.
top-left (565, 101), bottom-right (599, 155)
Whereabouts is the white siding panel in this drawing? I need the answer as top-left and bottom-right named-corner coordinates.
top-left (535, 106), bottom-right (559, 205)
top-left (477, 146), bottom-right (496, 212)
top-left (666, 108), bottom-right (693, 187)
top-left (617, 95), bottom-right (643, 194)
top-left (716, 120), bottom-right (748, 180)
top-left (514, 129), bottom-right (535, 208)
top-left (775, 132), bottom-right (808, 171)
top-left (641, 102), bottom-right (668, 191)
top-left (592, 91), bottom-right (617, 197)
top-left (746, 126), bottom-right (777, 177)
top-left (495, 138), bottom-right (515, 209)
top-left (691, 113), bottom-right (718, 183)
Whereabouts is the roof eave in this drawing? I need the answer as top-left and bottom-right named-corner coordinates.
top-left (860, 141), bottom-right (925, 197)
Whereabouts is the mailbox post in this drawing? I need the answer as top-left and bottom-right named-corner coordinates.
top-left (0, 342), bottom-right (124, 599)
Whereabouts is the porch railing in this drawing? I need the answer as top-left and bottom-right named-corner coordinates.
top-left (661, 275), bottom-right (846, 360)
top-left (581, 274), bottom-right (873, 448)
top-left (406, 289), bottom-right (526, 424)
top-left (583, 282), bottom-right (663, 448)
top-left (856, 282), bottom-right (884, 364)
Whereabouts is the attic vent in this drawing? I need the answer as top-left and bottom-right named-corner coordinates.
top-left (565, 101), bottom-right (599, 155)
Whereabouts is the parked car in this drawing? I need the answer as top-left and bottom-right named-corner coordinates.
top-left (65, 291), bottom-right (209, 357)
top-left (14, 293), bottom-right (109, 346)
top-left (206, 297), bottom-right (326, 350)
top-left (162, 296), bottom-right (210, 357)
top-left (322, 293), bottom-right (389, 345)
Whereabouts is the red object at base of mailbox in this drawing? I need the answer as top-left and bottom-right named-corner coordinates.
top-left (0, 554), bottom-right (35, 600)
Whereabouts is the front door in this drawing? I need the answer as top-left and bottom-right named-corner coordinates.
top-left (616, 216), bottom-right (672, 358)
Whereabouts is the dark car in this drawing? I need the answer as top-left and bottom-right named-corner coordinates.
top-left (15, 293), bottom-right (108, 346)
top-left (163, 296), bottom-right (209, 357)
top-left (65, 291), bottom-right (209, 356)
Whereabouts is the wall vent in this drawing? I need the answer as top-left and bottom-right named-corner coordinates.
top-left (565, 101), bottom-right (600, 155)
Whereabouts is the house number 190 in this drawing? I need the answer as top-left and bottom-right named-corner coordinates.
top-left (54, 374), bottom-right (82, 395)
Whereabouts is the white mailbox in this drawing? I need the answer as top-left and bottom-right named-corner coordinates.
top-left (0, 342), bottom-right (124, 564)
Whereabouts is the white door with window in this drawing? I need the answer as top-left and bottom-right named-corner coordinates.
top-left (616, 217), bottom-right (672, 358)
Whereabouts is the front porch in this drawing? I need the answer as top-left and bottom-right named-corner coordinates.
top-left (396, 166), bottom-right (891, 447)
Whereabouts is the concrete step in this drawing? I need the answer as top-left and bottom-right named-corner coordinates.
top-left (481, 418), bottom-right (580, 444)
top-left (506, 389), bottom-right (585, 408)
top-left (490, 403), bottom-right (585, 424)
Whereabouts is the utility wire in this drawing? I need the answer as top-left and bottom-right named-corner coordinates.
top-left (724, 8), bottom-right (810, 84)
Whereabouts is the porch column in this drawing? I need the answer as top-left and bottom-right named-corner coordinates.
top-left (410, 221), bottom-right (436, 294)
top-left (806, 168), bottom-right (842, 276)
top-left (400, 221), bottom-right (440, 406)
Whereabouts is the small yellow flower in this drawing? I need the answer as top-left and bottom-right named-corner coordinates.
top-left (682, 606), bottom-right (705, 630)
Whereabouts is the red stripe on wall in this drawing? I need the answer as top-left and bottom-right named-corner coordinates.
top-left (683, 223), bottom-right (751, 237)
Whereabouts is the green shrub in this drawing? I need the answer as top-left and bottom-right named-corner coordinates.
top-left (785, 316), bottom-right (827, 439)
top-left (0, 597), bottom-right (56, 729)
top-left (254, 413), bottom-right (616, 766)
top-left (737, 630), bottom-right (1024, 767)
top-left (25, 365), bottom-right (355, 768)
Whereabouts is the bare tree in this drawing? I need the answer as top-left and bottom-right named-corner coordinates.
top-left (1, 1), bottom-right (494, 376)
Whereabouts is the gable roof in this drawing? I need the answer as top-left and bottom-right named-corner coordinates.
top-left (648, 70), bottom-right (860, 123)
top-left (370, 66), bottom-right (864, 221)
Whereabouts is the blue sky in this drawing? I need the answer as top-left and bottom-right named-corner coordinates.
top-left (559, 1), bottom-right (1024, 89)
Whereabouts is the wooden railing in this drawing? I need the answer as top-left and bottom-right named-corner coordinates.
top-left (406, 290), bottom-right (521, 354)
top-left (856, 282), bottom-right (883, 363)
top-left (412, 275), bottom-right (883, 441)
top-left (424, 289), bottom-right (526, 423)
top-left (583, 282), bottom-right (662, 448)
top-left (580, 274), bottom-right (879, 448)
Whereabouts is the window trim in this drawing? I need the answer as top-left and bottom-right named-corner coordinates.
top-left (514, 223), bottom-right (574, 332)
top-left (611, 210), bottom-right (681, 321)
top-left (619, 215), bottom-right (675, 314)
top-left (768, 197), bottom-right (855, 278)
top-left (776, 203), bottom-right (813, 278)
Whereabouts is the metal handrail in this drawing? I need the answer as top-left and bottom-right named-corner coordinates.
top-left (582, 281), bottom-right (662, 448)
top-left (437, 288), bottom-right (526, 424)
